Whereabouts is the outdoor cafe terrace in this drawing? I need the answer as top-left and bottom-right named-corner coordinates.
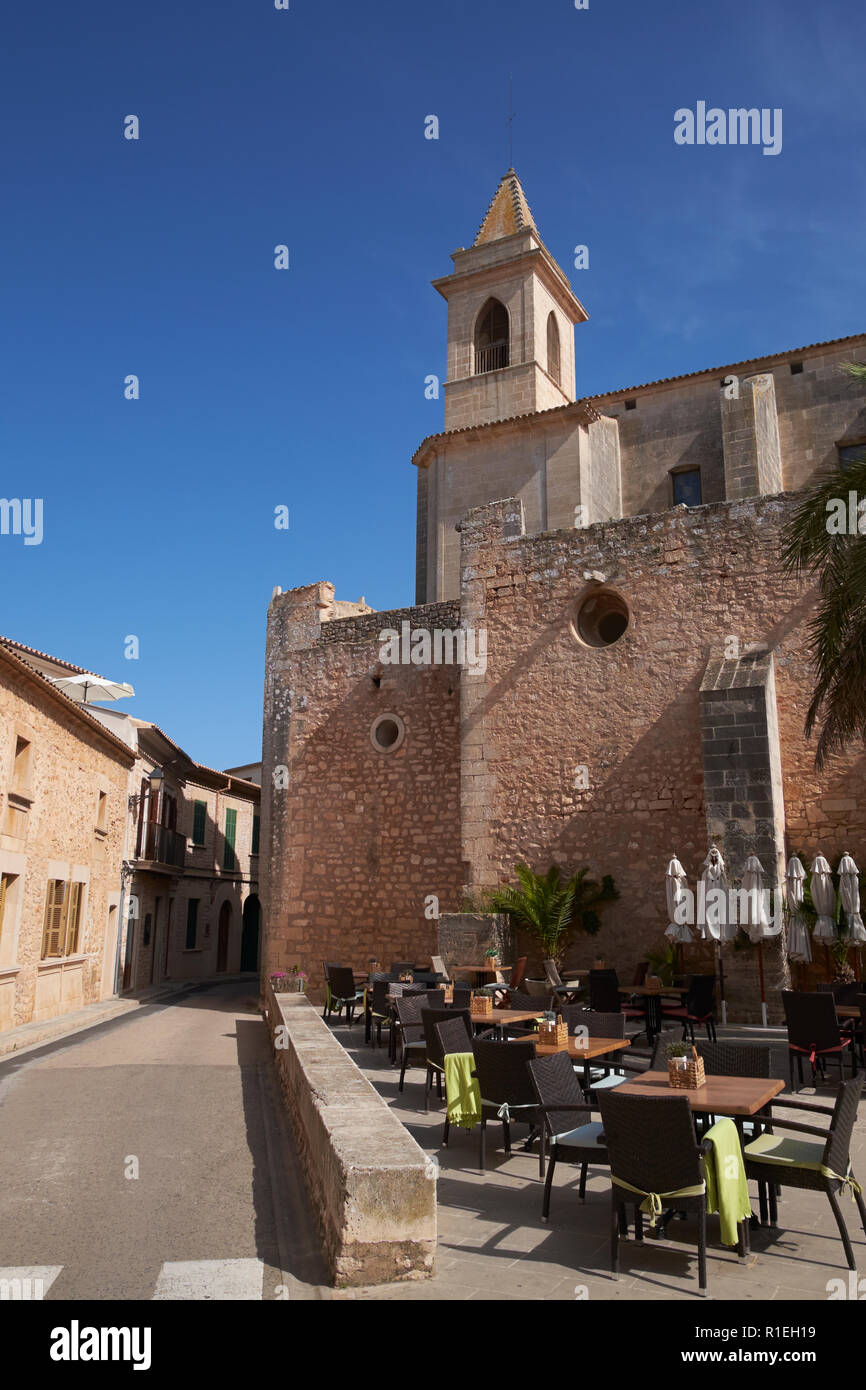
top-left (307, 958), bottom-right (866, 1302)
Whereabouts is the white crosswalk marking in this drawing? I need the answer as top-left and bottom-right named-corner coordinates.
top-left (152, 1258), bottom-right (266, 1300)
top-left (0, 1266), bottom-right (63, 1300)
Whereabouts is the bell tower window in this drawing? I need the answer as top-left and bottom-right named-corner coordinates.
top-left (547, 312), bottom-right (561, 386)
top-left (474, 298), bottom-right (509, 375)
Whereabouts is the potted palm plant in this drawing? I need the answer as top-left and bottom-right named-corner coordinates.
top-left (486, 862), bottom-right (618, 971)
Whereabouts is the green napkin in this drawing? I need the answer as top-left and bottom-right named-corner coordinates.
top-left (444, 1052), bottom-right (482, 1130)
top-left (702, 1117), bottom-right (752, 1246)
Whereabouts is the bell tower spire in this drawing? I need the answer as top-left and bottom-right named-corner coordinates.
top-left (432, 170), bottom-right (588, 432)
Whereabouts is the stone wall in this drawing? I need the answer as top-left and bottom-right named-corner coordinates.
top-left (455, 492), bottom-right (866, 1011)
top-left (261, 585), bottom-right (464, 995)
top-left (264, 986), bottom-right (436, 1285)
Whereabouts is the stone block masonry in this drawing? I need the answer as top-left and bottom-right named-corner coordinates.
top-left (264, 986), bottom-right (436, 1286)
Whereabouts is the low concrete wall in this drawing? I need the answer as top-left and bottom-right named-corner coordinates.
top-left (264, 985), bottom-right (437, 1286)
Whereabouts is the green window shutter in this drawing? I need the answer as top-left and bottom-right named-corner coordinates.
top-left (185, 899), bottom-right (198, 950)
top-left (223, 808), bottom-right (238, 870)
top-left (192, 800), bottom-right (207, 846)
top-left (252, 814), bottom-right (260, 856)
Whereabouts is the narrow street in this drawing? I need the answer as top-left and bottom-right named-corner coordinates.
top-left (0, 982), bottom-right (327, 1301)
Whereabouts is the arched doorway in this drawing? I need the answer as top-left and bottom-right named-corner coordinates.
top-left (241, 895), bottom-right (261, 973)
top-left (217, 901), bottom-right (232, 974)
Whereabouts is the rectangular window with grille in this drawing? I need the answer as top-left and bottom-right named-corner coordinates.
top-left (223, 808), bottom-right (238, 871)
top-left (185, 899), bottom-right (199, 950)
top-left (192, 800), bottom-right (207, 846)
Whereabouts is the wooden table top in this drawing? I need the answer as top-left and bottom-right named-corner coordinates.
top-left (618, 985), bottom-right (686, 997)
top-left (614, 1071), bottom-right (785, 1115)
top-left (468, 1007), bottom-right (541, 1024)
top-left (535, 1036), bottom-right (632, 1061)
top-left (836, 1003), bottom-right (863, 1019)
top-left (451, 964), bottom-right (513, 974)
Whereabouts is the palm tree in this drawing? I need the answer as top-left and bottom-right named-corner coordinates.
top-left (486, 862), bottom-right (618, 966)
top-left (781, 362), bottom-right (866, 768)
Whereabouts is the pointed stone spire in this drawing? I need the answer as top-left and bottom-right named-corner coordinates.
top-left (474, 169), bottom-right (538, 246)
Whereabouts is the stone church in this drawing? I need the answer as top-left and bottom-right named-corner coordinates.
top-left (261, 170), bottom-right (866, 1021)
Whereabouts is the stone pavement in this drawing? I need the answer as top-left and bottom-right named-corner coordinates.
top-left (335, 1027), bottom-right (866, 1302)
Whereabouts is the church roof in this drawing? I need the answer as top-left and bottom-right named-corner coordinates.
top-left (474, 169), bottom-right (538, 245)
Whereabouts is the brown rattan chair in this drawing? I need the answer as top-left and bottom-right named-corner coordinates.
top-left (472, 1037), bottom-right (538, 1172)
top-left (661, 974), bottom-right (717, 1043)
top-left (323, 966), bottom-right (363, 1024)
top-left (421, 1007), bottom-right (472, 1111)
top-left (598, 1089), bottom-right (749, 1295)
top-left (782, 989), bottom-right (854, 1091)
top-left (527, 1051), bottom-right (608, 1216)
top-left (744, 1076), bottom-right (866, 1270)
top-left (436, 1016), bottom-right (491, 1147)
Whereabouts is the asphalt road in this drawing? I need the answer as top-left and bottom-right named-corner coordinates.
top-left (0, 981), bottom-right (328, 1301)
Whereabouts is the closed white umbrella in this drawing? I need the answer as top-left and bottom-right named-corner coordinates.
top-left (664, 856), bottom-right (692, 943)
top-left (785, 856), bottom-right (812, 964)
top-left (50, 673), bottom-right (135, 704)
top-left (810, 855), bottom-right (837, 942)
top-left (698, 845), bottom-right (734, 941)
top-left (740, 855), bottom-right (780, 1028)
top-left (740, 855), bottom-right (781, 943)
top-left (838, 854), bottom-right (866, 943)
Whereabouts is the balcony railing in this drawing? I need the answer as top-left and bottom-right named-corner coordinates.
top-left (474, 342), bottom-right (509, 375)
top-left (139, 822), bottom-right (186, 870)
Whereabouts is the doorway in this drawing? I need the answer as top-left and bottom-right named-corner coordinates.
top-left (240, 895), bottom-right (261, 972)
top-left (217, 901), bottom-right (231, 974)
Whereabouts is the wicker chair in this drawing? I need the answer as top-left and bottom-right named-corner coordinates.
top-left (598, 1089), bottom-right (748, 1295)
top-left (421, 1008), bottom-right (472, 1111)
top-left (543, 959), bottom-right (583, 1005)
top-left (588, 970), bottom-right (621, 1014)
top-left (395, 993), bottom-right (431, 1092)
top-left (436, 1017), bottom-right (489, 1146)
top-left (782, 990), bottom-right (854, 1091)
top-left (367, 974), bottom-right (397, 1049)
top-left (321, 962), bottom-right (343, 1020)
top-left (527, 1051), bottom-right (608, 1217)
top-left (472, 1038), bottom-right (539, 1172)
top-left (661, 974), bottom-right (717, 1043)
top-left (322, 966), bottom-right (363, 1024)
top-left (818, 981), bottom-right (861, 1005)
top-left (744, 1077), bottom-right (866, 1270)
top-left (392, 988), bottom-right (444, 1069)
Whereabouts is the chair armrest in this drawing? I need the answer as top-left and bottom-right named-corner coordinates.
top-left (474, 1028), bottom-right (496, 1042)
top-left (771, 1096), bottom-right (835, 1116)
top-left (755, 1117), bottom-right (829, 1140)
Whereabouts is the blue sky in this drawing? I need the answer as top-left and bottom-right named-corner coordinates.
top-left (1, 0), bottom-right (864, 768)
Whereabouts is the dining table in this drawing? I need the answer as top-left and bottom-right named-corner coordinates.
top-left (534, 1034), bottom-right (632, 1092)
top-left (451, 963), bottom-right (513, 987)
top-left (618, 983), bottom-right (686, 1043)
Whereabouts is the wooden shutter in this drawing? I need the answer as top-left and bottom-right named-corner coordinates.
top-left (64, 882), bottom-right (83, 956)
top-left (223, 808), bottom-right (237, 870)
top-left (41, 880), bottom-right (66, 958)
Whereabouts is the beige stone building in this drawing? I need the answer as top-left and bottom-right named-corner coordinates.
top-left (0, 641), bottom-right (134, 1031)
top-left (0, 636), bottom-right (261, 1034)
top-left (261, 168), bottom-right (866, 1022)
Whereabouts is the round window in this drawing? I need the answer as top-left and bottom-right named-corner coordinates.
top-left (370, 713), bottom-right (405, 753)
top-left (573, 590), bottom-right (630, 648)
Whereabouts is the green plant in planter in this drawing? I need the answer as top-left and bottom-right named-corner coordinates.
top-left (486, 863), bottom-right (618, 968)
top-left (646, 941), bottom-right (679, 986)
top-left (666, 1041), bottom-right (692, 1060)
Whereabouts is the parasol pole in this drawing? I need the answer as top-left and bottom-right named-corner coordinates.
top-left (757, 940), bottom-right (767, 1027)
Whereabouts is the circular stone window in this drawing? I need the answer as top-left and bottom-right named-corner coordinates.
top-left (370, 713), bottom-right (405, 753)
top-left (573, 589), bottom-right (630, 648)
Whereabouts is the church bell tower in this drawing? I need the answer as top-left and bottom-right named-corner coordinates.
top-left (432, 170), bottom-right (589, 432)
